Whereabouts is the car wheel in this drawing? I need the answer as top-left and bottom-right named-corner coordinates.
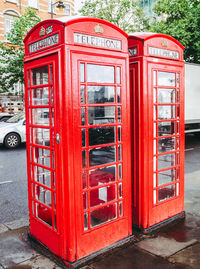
top-left (4, 133), bottom-right (21, 149)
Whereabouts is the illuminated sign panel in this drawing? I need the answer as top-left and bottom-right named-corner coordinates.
top-left (149, 46), bottom-right (180, 59)
top-left (29, 34), bottom-right (59, 53)
top-left (74, 33), bottom-right (122, 50)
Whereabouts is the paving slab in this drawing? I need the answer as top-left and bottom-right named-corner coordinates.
top-left (0, 236), bottom-right (38, 268)
top-left (19, 255), bottom-right (62, 269)
top-left (0, 223), bottom-right (9, 234)
top-left (135, 236), bottom-right (197, 258)
top-left (4, 218), bottom-right (29, 230)
top-left (168, 242), bottom-right (200, 269)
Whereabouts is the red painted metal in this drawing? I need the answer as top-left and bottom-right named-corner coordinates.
top-left (128, 33), bottom-right (185, 231)
top-left (24, 17), bottom-right (132, 265)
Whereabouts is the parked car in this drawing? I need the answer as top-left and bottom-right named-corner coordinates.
top-left (0, 112), bottom-right (26, 149)
top-left (0, 113), bottom-right (15, 122)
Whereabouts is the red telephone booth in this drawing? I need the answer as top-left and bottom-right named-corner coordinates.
top-left (128, 33), bottom-right (185, 232)
top-left (23, 17), bottom-right (132, 265)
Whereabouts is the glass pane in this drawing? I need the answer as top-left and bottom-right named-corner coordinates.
top-left (119, 164), bottom-right (122, 179)
top-left (157, 72), bottom-right (175, 87)
top-left (84, 213), bottom-right (88, 231)
top-left (32, 108), bottom-right (49, 126)
top-left (83, 192), bottom-right (87, 210)
top-left (117, 87), bottom-right (121, 103)
top-left (118, 126), bottom-right (121, 142)
top-left (153, 88), bottom-right (156, 103)
top-left (158, 89), bottom-right (176, 103)
top-left (116, 67), bottom-right (121, 84)
top-left (88, 86), bottom-right (115, 103)
top-left (80, 63), bottom-right (85, 82)
top-left (118, 106), bottom-right (121, 122)
top-left (177, 183), bottom-right (179, 196)
top-left (158, 122), bottom-right (176, 136)
top-left (177, 74), bottom-right (180, 87)
top-left (154, 106), bottom-right (156, 120)
top-left (158, 105), bottom-right (176, 119)
top-left (158, 184), bottom-right (175, 202)
top-left (33, 147), bottom-right (51, 167)
top-left (89, 126), bottom-right (115, 146)
top-left (32, 128), bottom-right (50, 147)
top-left (36, 203), bottom-right (52, 226)
top-left (118, 145), bottom-right (122, 161)
top-left (91, 203), bottom-right (117, 227)
top-left (82, 171), bottom-right (87, 189)
top-left (50, 86), bottom-right (54, 105)
top-left (154, 140), bottom-right (157, 154)
top-left (50, 64), bottom-right (53, 83)
top-left (82, 150), bottom-right (87, 168)
top-left (177, 91), bottom-right (180, 103)
top-left (32, 66), bottom-right (49, 85)
top-left (34, 165), bottom-right (51, 187)
top-left (90, 185), bottom-right (116, 207)
top-left (158, 168), bottom-right (175, 186)
top-left (153, 71), bottom-right (156, 86)
top-left (35, 185), bottom-right (51, 206)
top-left (154, 190), bottom-right (157, 204)
top-left (119, 201), bottom-right (123, 217)
top-left (82, 129), bottom-right (86, 147)
top-left (89, 165), bottom-right (116, 187)
top-left (158, 137), bottom-right (176, 153)
top-left (89, 146), bottom-right (116, 167)
top-left (119, 182), bottom-right (122, 198)
top-left (158, 153), bottom-right (175, 170)
top-left (88, 106), bottom-right (115, 125)
top-left (154, 173), bottom-right (157, 188)
top-left (87, 64), bottom-right (114, 83)
top-left (51, 108), bottom-right (54, 126)
top-left (81, 86), bottom-right (85, 104)
top-left (81, 108), bottom-right (85, 125)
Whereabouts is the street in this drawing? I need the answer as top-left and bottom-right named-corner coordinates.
top-left (0, 134), bottom-right (200, 224)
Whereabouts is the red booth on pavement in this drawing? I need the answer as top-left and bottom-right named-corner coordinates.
top-left (128, 33), bottom-right (185, 232)
top-left (23, 17), bottom-right (132, 265)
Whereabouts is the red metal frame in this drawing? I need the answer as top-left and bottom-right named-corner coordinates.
top-left (24, 17), bottom-right (132, 264)
top-left (128, 33), bottom-right (185, 231)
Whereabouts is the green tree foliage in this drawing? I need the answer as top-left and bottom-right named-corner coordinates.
top-left (0, 8), bottom-right (41, 93)
top-left (79, 0), bottom-right (150, 33)
top-left (150, 0), bottom-right (200, 63)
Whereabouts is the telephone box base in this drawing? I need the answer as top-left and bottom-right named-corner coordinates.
top-left (28, 232), bottom-right (135, 268)
top-left (133, 211), bottom-right (185, 234)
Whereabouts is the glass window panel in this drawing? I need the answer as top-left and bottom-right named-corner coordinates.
top-left (89, 126), bottom-right (115, 146)
top-left (33, 147), bottom-right (51, 168)
top-left (89, 146), bottom-right (116, 167)
top-left (177, 137), bottom-right (179, 149)
top-left (54, 213), bottom-right (57, 231)
top-left (158, 121), bottom-right (176, 136)
top-left (88, 86), bottom-right (115, 104)
top-left (119, 164), bottom-right (122, 180)
top-left (118, 106), bottom-right (121, 122)
top-left (50, 64), bottom-right (53, 84)
top-left (177, 91), bottom-right (180, 103)
top-left (89, 165), bottom-right (116, 187)
top-left (32, 108), bottom-right (50, 126)
top-left (52, 151), bottom-right (55, 169)
top-left (119, 182), bottom-right (122, 198)
top-left (154, 190), bottom-right (157, 204)
top-left (87, 64), bottom-right (114, 83)
top-left (88, 106), bottom-right (115, 125)
top-left (84, 213), bottom-right (88, 231)
top-left (36, 203), bottom-right (52, 227)
top-left (153, 157), bottom-right (156, 171)
top-left (177, 74), bottom-right (180, 87)
top-left (158, 105), bottom-right (176, 119)
top-left (154, 106), bottom-right (156, 120)
top-left (177, 105), bottom-right (180, 118)
top-left (118, 145), bottom-right (122, 161)
top-left (82, 171), bottom-right (87, 189)
top-left (82, 129), bottom-right (86, 147)
top-left (31, 66), bottom-right (49, 86)
top-left (177, 152), bottom-right (180, 165)
top-left (90, 185), bottom-right (116, 207)
top-left (52, 172), bottom-right (56, 189)
top-left (81, 86), bottom-right (85, 104)
top-left (50, 86), bottom-right (54, 105)
top-left (158, 184), bottom-right (175, 202)
top-left (154, 174), bottom-right (157, 188)
top-left (154, 140), bottom-right (157, 154)
top-left (157, 72), bottom-right (175, 87)
top-left (119, 201), bottom-right (123, 217)
top-left (116, 67), bottom-right (121, 84)
top-left (32, 87), bottom-right (49, 106)
top-left (177, 183), bottom-right (179, 196)
top-left (82, 150), bottom-right (87, 168)
top-left (153, 88), bottom-right (157, 103)
top-left (158, 137), bottom-right (176, 153)
top-left (158, 168), bottom-right (175, 186)
top-left (34, 165), bottom-right (51, 187)
top-left (154, 123), bottom-right (157, 137)
top-left (80, 63), bottom-right (85, 82)
top-left (35, 185), bottom-right (51, 206)
top-left (51, 108), bottom-right (54, 127)
top-left (81, 107), bottom-right (86, 125)
top-left (158, 153), bottom-right (175, 170)
top-left (177, 121), bottom-right (179, 134)
top-left (177, 167), bottom-right (180, 180)
top-left (118, 126), bottom-right (121, 142)
top-left (117, 87), bottom-right (121, 103)
top-left (32, 128), bottom-right (50, 147)
top-left (90, 203), bottom-right (117, 228)
top-left (27, 70), bottom-right (30, 87)
top-left (158, 89), bottom-right (176, 103)
top-left (153, 71), bottom-right (156, 86)
top-left (83, 192), bottom-right (87, 210)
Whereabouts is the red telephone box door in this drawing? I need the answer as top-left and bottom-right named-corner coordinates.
top-left (71, 53), bottom-right (131, 259)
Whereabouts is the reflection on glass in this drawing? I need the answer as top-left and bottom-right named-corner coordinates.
top-left (90, 203), bottom-right (117, 227)
top-left (158, 184), bottom-right (175, 202)
top-left (80, 63), bottom-right (85, 82)
top-left (81, 107), bottom-right (85, 125)
top-left (177, 90), bottom-right (180, 103)
top-left (157, 72), bottom-right (175, 87)
top-left (33, 147), bottom-right (51, 167)
top-left (177, 74), bottom-right (180, 87)
top-left (27, 70), bottom-right (30, 86)
top-left (153, 71), bottom-right (156, 86)
top-left (88, 106), bottom-right (115, 125)
top-left (117, 87), bottom-right (121, 103)
top-left (83, 192), bottom-right (87, 209)
top-left (32, 66), bottom-right (48, 85)
top-left (158, 137), bottom-right (176, 153)
top-left (90, 185), bottom-right (116, 207)
top-left (119, 201), bottom-right (123, 217)
top-left (118, 126), bottom-right (121, 142)
top-left (89, 165), bottom-right (116, 187)
top-left (50, 64), bottom-right (53, 84)
top-left (154, 190), bottom-right (157, 204)
top-left (82, 171), bottom-right (87, 189)
top-left (119, 182), bottom-right (122, 198)
top-left (89, 146), bottom-right (116, 167)
top-left (158, 168), bottom-right (175, 186)
top-left (87, 64), bottom-right (114, 83)
top-left (158, 105), bottom-right (176, 119)
top-left (158, 89), bottom-right (176, 103)
top-left (89, 126), bottom-right (115, 146)
top-left (50, 86), bottom-right (54, 105)
top-left (82, 150), bottom-right (87, 168)
top-left (177, 167), bottom-right (179, 180)
top-left (158, 153), bottom-right (175, 170)
top-left (35, 184), bottom-right (51, 205)
top-left (177, 105), bottom-right (180, 118)
top-left (32, 108), bottom-right (50, 126)
top-left (158, 121), bottom-right (176, 136)
top-left (84, 213), bottom-right (88, 231)
top-left (119, 164), bottom-right (122, 179)
top-left (88, 86), bottom-right (115, 103)
top-left (154, 173), bottom-right (157, 188)
top-left (82, 129), bottom-right (86, 147)
top-left (32, 88), bottom-right (49, 106)
top-left (116, 67), bottom-right (121, 84)
top-left (154, 106), bottom-right (156, 120)
top-left (118, 106), bottom-right (121, 122)
top-left (36, 203), bottom-right (52, 226)
top-left (32, 128), bottom-right (50, 147)
top-left (118, 145), bottom-right (122, 161)
top-left (177, 152), bottom-right (180, 165)
top-left (51, 108), bottom-right (54, 126)
top-left (153, 88), bottom-right (156, 103)
top-left (81, 86), bottom-right (85, 104)
top-left (34, 165), bottom-right (51, 187)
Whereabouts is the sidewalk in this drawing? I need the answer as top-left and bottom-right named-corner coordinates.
top-left (0, 214), bottom-right (200, 269)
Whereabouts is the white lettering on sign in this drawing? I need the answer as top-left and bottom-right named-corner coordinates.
top-left (149, 46), bottom-right (180, 59)
top-left (74, 32), bottom-right (122, 50)
top-left (29, 34), bottom-right (59, 53)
